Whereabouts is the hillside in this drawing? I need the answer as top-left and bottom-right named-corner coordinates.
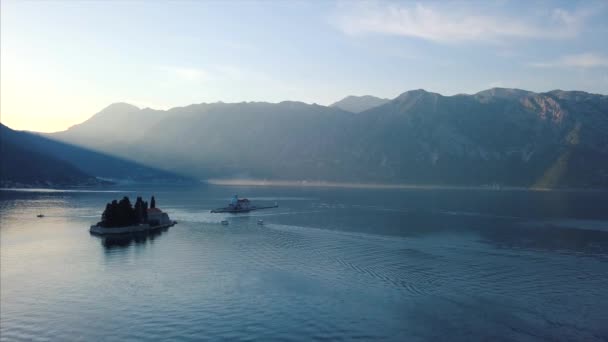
top-left (1, 124), bottom-right (191, 185)
top-left (330, 95), bottom-right (390, 113)
top-left (56, 102), bottom-right (171, 149)
top-left (1, 124), bottom-right (100, 187)
top-left (49, 88), bottom-right (608, 188)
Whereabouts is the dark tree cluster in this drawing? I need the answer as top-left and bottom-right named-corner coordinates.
top-left (99, 196), bottom-right (152, 228)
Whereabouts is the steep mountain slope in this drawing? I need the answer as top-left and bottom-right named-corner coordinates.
top-left (1, 124), bottom-right (190, 184)
top-left (48, 88), bottom-right (608, 188)
top-left (128, 101), bottom-right (357, 179)
top-left (1, 136), bottom-right (99, 187)
top-left (330, 95), bottom-right (390, 113)
top-left (54, 102), bottom-right (171, 149)
top-left (351, 89), bottom-right (608, 187)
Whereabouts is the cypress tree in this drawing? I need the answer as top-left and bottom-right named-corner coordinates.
top-left (135, 196), bottom-right (144, 223)
top-left (99, 196), bottom-right (155, 227)
top-left (143, 201), bottom-right (149, 222)
top-left (101, 203), bottom-right (112, 227)
top-left (110, 200), bottom-right (119, 227)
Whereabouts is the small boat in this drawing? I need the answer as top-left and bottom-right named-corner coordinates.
top-left (221, 220), bottom-right (229, 225)
top-left (37, 214), bottom-right (44, 218)
top-left (211, 195), bottom-right (278, 214)
top-left (257, 220), bottom-right (264, 225)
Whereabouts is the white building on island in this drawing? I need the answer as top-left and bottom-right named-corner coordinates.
top-left (147, 207), bottom-right (172, 226)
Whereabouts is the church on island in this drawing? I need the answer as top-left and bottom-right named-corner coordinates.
top-left (90, 195), bottom-right (175, 235)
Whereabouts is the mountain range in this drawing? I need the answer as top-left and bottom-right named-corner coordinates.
top-left (1, 128), bottom-right (98, 187)
top-left (0, 124), bottom-right (189, 187)
top-left (20, 88), bottom-right (608, 188)
top-left (330, 95), bottom-right (390, 113)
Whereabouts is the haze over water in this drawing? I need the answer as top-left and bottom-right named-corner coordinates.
top-left (1, 185), bottom-right (607, 341)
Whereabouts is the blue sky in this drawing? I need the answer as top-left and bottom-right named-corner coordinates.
top-left (1, 0), bottom-right (607, 132)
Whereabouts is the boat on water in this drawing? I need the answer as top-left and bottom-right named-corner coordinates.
top-left (211, 195), bottom-right (278, 213)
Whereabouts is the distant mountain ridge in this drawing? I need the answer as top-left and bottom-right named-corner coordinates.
top-left (330, 95), bottom-right (390, 113)
top-left (1, 124), bottom-right (191, 187)
top-left (58, 102), bottom-right (171, 149)
top-left (1, 128), bottom-right (100, 187)
top-left (48, 88), bottom-right (608, 188)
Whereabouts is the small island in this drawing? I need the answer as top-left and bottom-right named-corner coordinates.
top-left (90, 195), bottom-right (176, 235)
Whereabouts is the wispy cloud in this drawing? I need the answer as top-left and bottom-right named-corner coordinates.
top-left (159, 66), bottom-right (209, 82)
top-left (158, 65), bottom-right (275, 84)
top-left (174, 67), bottom-right (207, 81)
top-left (530, 53), bottom-right (608, 68)
top-left (333, 2), bottom-right (595, 43)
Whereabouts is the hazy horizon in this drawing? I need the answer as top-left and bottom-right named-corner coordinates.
top-left (2, 0), bottom-right (608, 132)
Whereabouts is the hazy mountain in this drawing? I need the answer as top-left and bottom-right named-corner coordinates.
top-left (330, 95), bottom-right (390, 113)
top-left (56, 102), bottom-right (171, 149)
top-left (48, 88), bottom-right (608, 188)
top-left (0, 142), bottom-right (98, 187)
top-left (1, 124), bottom-right (98, 187)
top-left (350, 88), bottom-right (608, 187)
top-left (474, 88), bottom-right (533, 100)
top-left (1, 124), bottom-right (190, 185)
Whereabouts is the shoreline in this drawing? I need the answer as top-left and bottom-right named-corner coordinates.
top-left (90, 222), bottom-right (176, 235)
top-left (2, 181), bottom-right (607, 193)
top-left (206, 179), bottom-right (608, 192)
top-left (520, 219), bottom-right (608, 232)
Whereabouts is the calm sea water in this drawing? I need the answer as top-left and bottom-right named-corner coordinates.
top-left (1, 185), bottom-right (607, 341)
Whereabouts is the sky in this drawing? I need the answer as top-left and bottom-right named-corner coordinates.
top-left (1, 0), bottom-right (608, 133)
